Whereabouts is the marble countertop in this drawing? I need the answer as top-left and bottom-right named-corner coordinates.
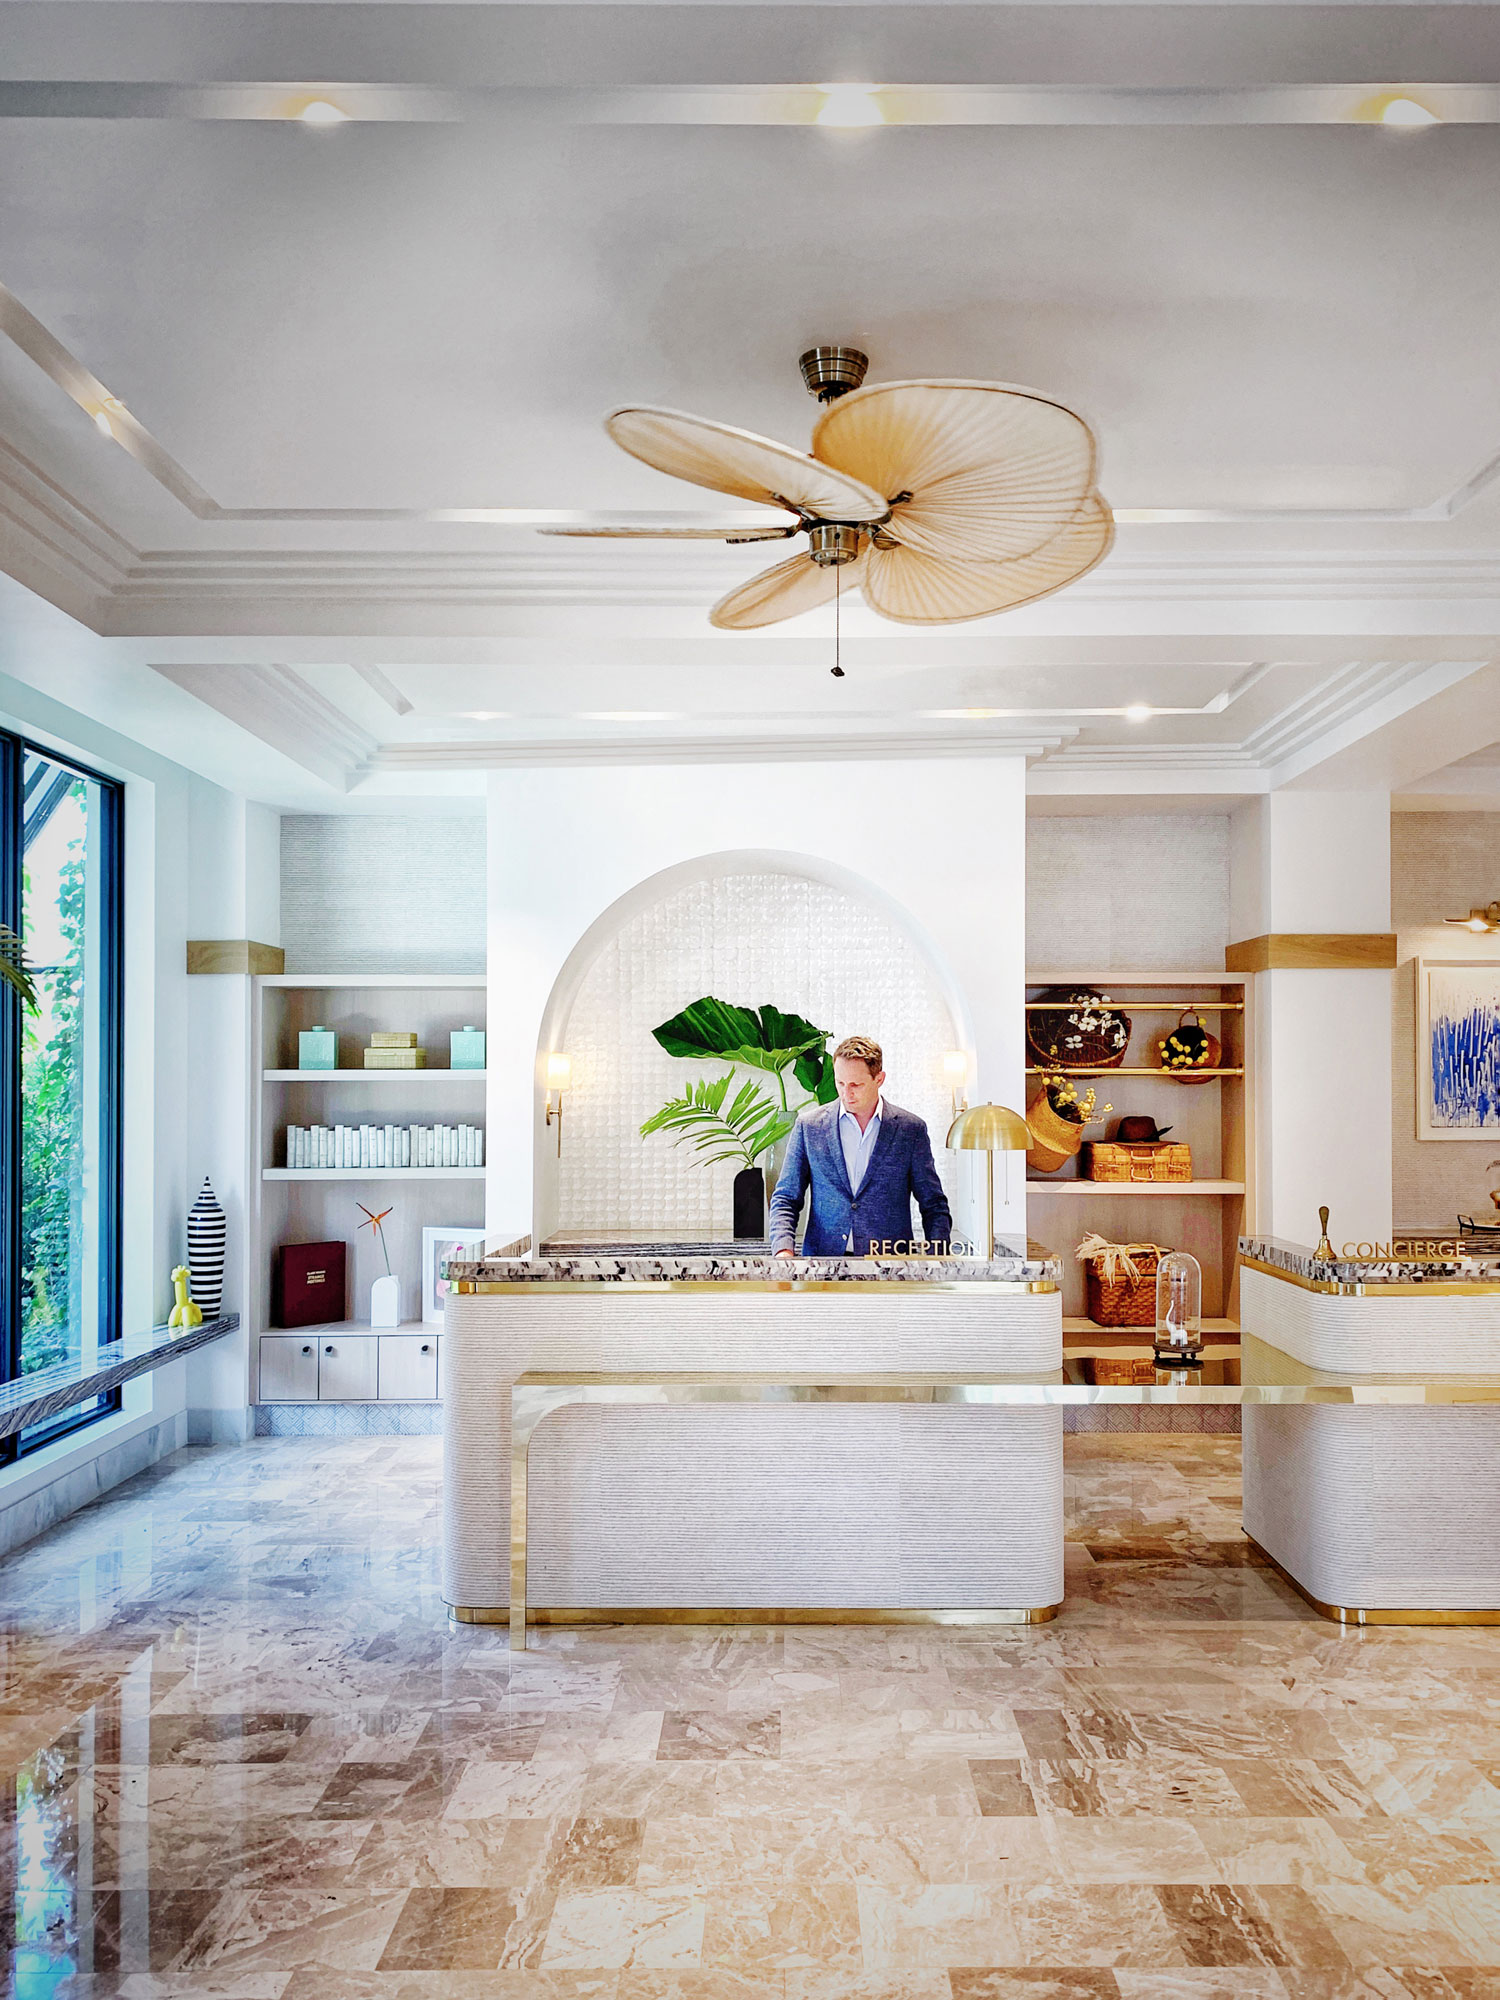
top-left (1241, 1234), bottom-right (1500, 1287)
top-left (450, 1246), bottom-right (1061, 1285)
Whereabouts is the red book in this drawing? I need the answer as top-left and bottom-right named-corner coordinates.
top-left (273, 1241), bottom-right (347, 1328)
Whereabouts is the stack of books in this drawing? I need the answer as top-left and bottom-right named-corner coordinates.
top-left (284, 1123), bottom-right (484, 1169)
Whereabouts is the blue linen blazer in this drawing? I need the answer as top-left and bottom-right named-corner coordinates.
top-left (768, 1099), bottom-right (955, 1257)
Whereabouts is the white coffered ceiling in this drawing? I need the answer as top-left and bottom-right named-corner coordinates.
top-left (2, 0), bottom-right (1500, 809)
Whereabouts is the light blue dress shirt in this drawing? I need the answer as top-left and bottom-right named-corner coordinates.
top-left (838, 1098), bottom-right (884, 1247)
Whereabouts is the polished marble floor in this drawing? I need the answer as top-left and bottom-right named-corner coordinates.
top-left (4, 1433), bottom-right (1500, 1997)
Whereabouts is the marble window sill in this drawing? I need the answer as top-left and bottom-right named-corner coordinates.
top-left (0, 1316), bottom-right (239, 1441)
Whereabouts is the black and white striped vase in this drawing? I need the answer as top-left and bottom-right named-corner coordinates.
top-left (187, 1176), bottom-right (227, 1321)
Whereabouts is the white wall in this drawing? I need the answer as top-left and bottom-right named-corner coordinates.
top-left (280, 813), bottom-right (484, 973)
top-left (1231, 793), bottom-right (1394, 1244)
top-left (1392, 813), bottom-right (1500, 1226)
top-left (488, 759), bottom-right (1027, 1250)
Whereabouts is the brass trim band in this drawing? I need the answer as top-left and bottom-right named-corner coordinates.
top-left (1246, 1535), bottom-right (1500, 1627)
top-left (449, 1604), bottom-right (1059, 1628)
top-left (456, 1277), bottom-right (1060, 1294)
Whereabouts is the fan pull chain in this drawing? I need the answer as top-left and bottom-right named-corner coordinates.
top-left (831, 562), bottom-right (845, 678)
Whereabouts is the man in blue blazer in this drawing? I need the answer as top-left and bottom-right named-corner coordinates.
top-left (770, 1035), bottom-right (954, 1257)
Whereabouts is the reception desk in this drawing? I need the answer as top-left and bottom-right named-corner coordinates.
top-left (1239, 1237), bottom-right (1500, 1623)
top-left (443, 1247), bottom-right (1064, 1630)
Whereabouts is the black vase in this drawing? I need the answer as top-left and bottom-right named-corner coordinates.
top-left (733, 1166), bottom-right (766, 1240)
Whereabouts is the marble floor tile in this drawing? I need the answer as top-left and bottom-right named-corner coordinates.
top-left (7, 1435), bottom-right (1500, 1991)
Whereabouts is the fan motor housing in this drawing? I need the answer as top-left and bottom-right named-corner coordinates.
top-left (799, 346), bottom-right (869, 403)
top-left (808, 522), bottom-right (862, 568)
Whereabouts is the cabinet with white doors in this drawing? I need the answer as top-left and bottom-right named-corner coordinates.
top-left (249, 971), bottom-right (484, 1406)
top-left (258, 1330), bottom-right (441, 1402)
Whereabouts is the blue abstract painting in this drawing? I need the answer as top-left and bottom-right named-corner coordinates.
top-left (1424, 964), bottom-right (1500, 1135)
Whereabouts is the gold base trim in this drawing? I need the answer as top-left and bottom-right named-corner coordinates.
top-left (1246, 1535), bottom-right (1500, 1627)
top-left (447, 1603), bottom-right (1059, 1628)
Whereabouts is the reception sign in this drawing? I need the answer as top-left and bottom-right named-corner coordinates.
top-left (1417, 959), bottom-right (1500, 1138)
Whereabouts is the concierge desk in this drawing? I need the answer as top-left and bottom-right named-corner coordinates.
top-left (442, 1247), bottom-right (1064, 1630)
top-left (1239, 1236), bottom-right (1500, 1624)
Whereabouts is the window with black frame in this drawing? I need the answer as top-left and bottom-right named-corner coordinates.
top-left (0, 734), bottom-right (123, 1460)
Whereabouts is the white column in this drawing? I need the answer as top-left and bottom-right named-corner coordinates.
top-left (1231, 792), bottom-right (1393, 1245)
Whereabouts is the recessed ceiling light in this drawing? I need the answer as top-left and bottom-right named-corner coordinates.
top-left (1378, 95), bottom-right (1439, 127)
top-left (816, 84), bottom-right (884, 129)
top-left (92, 409), bottom-right (114, 436)
top-left (296, 98), bottom-right (350, 126)
top-left (1124, 703), bottom-right (1153, 723)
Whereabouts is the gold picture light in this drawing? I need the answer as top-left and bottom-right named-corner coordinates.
top-left (1446, 903), bottom-right (1500, 933)
top-left (946, 1102), bottom-right (1032, 1260)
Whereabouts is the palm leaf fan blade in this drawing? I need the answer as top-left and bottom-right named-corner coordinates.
top-left (605, 407), bottom-right (886, 521)
top-left (709, 552), bottom-right (858, 632)
top-left (860, 497), bottom-right (1114, 624)
top-left (812, 380), bottom-right (1099, 564)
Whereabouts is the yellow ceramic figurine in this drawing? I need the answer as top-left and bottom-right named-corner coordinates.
top-left (168, 1264), bottom-right (203, 1333)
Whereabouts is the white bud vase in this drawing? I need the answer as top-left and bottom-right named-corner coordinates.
top-left (370, 1272), bottom-right (401, 1328)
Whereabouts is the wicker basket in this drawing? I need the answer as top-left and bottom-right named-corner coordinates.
top-left (1026, 987), bottom-right (1132, 1071)
top-left (1154, 1008), bottom-right (1222, 1084)
top-left (1025, 1089), bottom-right (1085, 1173)
top-left (1082, 1141), bottom-right (1193, 1183)
top-left (1078, 1237), bottom-right (1165, 1328)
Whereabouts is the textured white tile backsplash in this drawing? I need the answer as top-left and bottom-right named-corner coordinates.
top-left (557, 869), bottom-right (960, 1236)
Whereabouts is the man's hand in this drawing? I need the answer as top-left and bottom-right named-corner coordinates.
top-left (774, 1247), bottom-right (795, 1258)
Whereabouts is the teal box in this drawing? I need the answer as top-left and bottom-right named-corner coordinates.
top-left (450, 1025), bottom-right (486, 1070)
top-left (298, 1025), bottom-right (338, 1070)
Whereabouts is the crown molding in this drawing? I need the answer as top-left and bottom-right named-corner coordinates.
top-left (369, 729), bottom-right (1076, 772)
top-left (151, 663), bottom-right (379, 791)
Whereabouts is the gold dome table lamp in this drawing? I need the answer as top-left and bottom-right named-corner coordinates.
top-left (946, 1103), bottom-right (1032, 1260)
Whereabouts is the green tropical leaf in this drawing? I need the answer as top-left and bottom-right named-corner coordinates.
top-left (652, 997), bottom-right (764, 1063)
top-left (0, 927), bottom-right (37, 1012)
top-left (640, 1071), bottom-right (792, 1169)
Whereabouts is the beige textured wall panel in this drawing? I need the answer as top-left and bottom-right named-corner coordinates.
top-left (281, 814), bottom-right (485, 974)
top-left (1242, 1267), bottom-right (1500, 1373)
top-left (1244, 1405), bottom-right (1500, 1609)
top-left (442, 1287), bottom-right (1063, 1608)
top-left (1027, 815), bottom-right (1230, 972)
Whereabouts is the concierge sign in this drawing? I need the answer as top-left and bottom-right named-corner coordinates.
top-left (1338, 1237), bottom-right (1464, 1263)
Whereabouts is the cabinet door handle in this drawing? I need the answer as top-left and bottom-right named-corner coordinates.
top-left (324, 1345), bottom-right (335, 1355)
top-left (301, 1345), bottom-right (312, 1355)
top-left (421, 1343), bottom-right (431, 1354)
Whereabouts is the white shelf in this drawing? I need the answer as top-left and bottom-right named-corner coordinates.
top-left (259, 1318), bottom-right (436, 1337)
top-left (263, 1168), bottom-right (485, 1181)
top-left (1028, 1180), bottom-right (1244, 1196)
top-left (264, 1069), bottom-right (486, 1082)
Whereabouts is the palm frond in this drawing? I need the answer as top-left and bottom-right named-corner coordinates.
top-left (640, 1071), bottom-right (792, 1170)
top-left (0, 927), bottom-right (37, 1012)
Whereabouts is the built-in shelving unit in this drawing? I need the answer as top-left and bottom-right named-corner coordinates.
top-left (1025, 971), bottom-right (1251, 1329)
top-left (249, 973), bottom-right (487, 1405)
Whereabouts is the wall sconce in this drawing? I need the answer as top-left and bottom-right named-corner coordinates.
top-left (943, 1050), bottom-right (969, 1116)
top-left (1446, 903), bottom-right (1500, 934)
top-left (544, 1053), bottom-right (570, 1156)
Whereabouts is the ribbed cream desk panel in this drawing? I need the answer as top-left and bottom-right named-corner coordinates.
top-left (1240, 1239), bottom-right (1500, 1621)
top-left (1242, 1264), bottom-right (1500, 1373)
top-left (442, 1253), bottom-right (1063, 1617)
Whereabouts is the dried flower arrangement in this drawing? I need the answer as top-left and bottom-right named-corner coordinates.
top-left (1026, 987), bottom-right (1132, 1071)
top-left (1040, 1073), bottom-right (1115, 1127)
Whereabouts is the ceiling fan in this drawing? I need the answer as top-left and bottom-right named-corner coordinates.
top-left (544, 346), bottom-right (1113, 636)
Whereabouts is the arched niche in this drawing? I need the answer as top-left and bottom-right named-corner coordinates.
top-left (533, 849), bottom-right (971, 1243)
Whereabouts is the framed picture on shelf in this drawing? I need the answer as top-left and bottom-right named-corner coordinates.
top-left (1416, 959), bottom-right (1500, 1138)
top-left (421, 1226), bottom-right (487, 1324)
